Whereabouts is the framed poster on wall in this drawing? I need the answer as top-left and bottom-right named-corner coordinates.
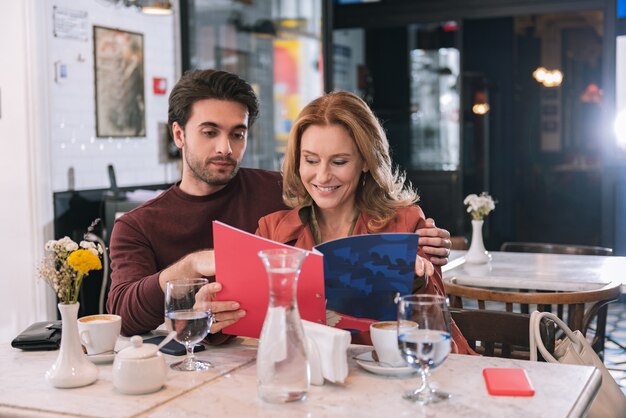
top-left (93, 26), bottom-right (145, 137)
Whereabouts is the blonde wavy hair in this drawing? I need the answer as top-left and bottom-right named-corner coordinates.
top-left (282, 91), bottom-right (419, 231)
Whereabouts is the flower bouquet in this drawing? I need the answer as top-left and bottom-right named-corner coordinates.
top-left (39, 237), bottom-right (103, 304)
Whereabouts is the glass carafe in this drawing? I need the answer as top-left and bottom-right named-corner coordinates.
top-left (257, 248), bottom-right (310, 403)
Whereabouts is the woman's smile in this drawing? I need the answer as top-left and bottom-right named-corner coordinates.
top-left (312, 184), bottom-right (341, 193)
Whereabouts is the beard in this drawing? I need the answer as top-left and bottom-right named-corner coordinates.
top-left (184, 148), bottom-right (240, 186)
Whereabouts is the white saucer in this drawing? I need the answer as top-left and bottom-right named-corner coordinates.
top-left (86, 352), bottom-right (115, 364)
top-left (355, 351), bottom-right (416, 376)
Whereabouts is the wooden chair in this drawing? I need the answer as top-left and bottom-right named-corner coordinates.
top-left (445, 279), bottom-right (621, 358)
top-left (500, 242), bottom-right (613, 256)
top-left (450, 308), bottom-right (555, 360)
top-left (450, 236), bottom-right (469, 250)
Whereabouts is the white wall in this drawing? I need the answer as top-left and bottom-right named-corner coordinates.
top-left (0, 0), bottom-right (53, 342)
top-left (0, 0), bottom-right (179, 341)
top-left (45, 0), bottom-right (179, 191)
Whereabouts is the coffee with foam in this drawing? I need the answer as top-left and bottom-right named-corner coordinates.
top-left (78, 315), bottom-right (117, 323)
top-left (370, 320), bottom-right (416, 367)
top-left (77, 314), bottom-right (122, 355)
top-left (371, 322), bottom-right (397, 331)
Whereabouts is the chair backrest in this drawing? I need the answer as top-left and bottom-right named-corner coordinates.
top-left (500, 242), bottom-right (613, 256)
top-left (450, 308), bottom-right (555, 359)
top-left (445, 278), bottom-right (621, 357)
top-left (450, 236), bottom-right (469, 250)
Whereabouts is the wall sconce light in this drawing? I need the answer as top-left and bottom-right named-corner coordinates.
top-left (533, 67), bottom-right (563, 87)
top-left (472, 91), bottom-right (490, 115)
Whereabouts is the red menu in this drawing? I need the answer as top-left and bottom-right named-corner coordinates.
top-left (213, 221), bottom-right (326, 338)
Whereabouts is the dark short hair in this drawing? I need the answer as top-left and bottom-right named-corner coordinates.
top-left (167, 69), bottom-right (259, 131)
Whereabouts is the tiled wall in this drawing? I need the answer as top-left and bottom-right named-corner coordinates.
top-left (45, 0), bottom-right (179, 192)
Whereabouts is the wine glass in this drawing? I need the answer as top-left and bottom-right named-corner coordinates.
top-left (164, 278), bottom-right (214, 371)
top-left (397, 294), bottom-right (452, 404)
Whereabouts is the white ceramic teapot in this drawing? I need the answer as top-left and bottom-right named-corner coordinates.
top-left (112, 335), bottom-right (168, 395)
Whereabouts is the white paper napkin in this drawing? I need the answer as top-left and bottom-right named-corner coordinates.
top-left (302, 320), bottom-right (351, 385)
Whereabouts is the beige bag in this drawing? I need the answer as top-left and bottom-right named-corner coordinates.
top-left (529, 311), bottom-right (626, 418)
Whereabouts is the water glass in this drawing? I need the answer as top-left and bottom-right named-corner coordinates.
top-left (397, 294), bottom-right (452, 404)
top-left (164, 278), bottom-right (213, 371)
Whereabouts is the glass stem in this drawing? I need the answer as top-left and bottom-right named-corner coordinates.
top-left (185, 343), bottom-right (194, 365)
top-left (413, 368), bottom-right (432, 396)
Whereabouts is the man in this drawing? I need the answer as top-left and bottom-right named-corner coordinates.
top-left (107, 69), bottom-right (452, 337)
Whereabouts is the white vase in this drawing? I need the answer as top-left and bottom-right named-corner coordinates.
top-left (45, 303), bottom-right (98, 388)
top-left (465, 220), bottom-right (491, 264)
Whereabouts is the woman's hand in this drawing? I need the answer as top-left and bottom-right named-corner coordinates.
top-left (195, 282), bottom-right (246, 333)
top-left (414, 254), bottom-right (435, 278)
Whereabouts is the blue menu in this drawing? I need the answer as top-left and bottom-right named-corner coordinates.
top-left (315, 233), bottom-right (419, 323)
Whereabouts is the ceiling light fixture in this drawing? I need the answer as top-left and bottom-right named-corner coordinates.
top-left (533, 67), bottom-right (563, 87)
top-left (98, 0), bottom-right (174, 15)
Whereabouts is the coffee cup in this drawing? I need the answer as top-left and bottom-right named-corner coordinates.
top-left (77, 314), bottom-right (122, 355)
top-left (370, 321), bottom-right (413, 367)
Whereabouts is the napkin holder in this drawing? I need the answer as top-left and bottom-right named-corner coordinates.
top-left (302, 320), bottom-right (351, 385)
top-left (11, 321), bottom-right (62, 351)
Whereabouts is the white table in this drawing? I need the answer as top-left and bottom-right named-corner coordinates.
top-left (0, 338), bottom-right (600, 418)
top-left (443, 250), bottom-right (625, 292)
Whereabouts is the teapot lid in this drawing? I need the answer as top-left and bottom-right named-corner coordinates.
top-left (117, 336), bottom-right (159, 359)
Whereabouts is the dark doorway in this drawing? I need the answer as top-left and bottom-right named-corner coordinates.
top-left (462, 11), bottom-right (605, 247)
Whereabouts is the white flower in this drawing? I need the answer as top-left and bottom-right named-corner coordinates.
top-left (80, 241), bottom-right (96, 250)
top-left (464, 192), bottom-right (496, 221)
top-left (44, 240), bottom-right (56, 251)
top-left (80, 240), bottom-right (104, 255)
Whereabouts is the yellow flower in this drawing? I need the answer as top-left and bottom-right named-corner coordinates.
top-left (67, 249), bottom-right (102, 275)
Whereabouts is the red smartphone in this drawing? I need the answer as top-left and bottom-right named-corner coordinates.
top-left (483, 368), bottom-right (535, 396)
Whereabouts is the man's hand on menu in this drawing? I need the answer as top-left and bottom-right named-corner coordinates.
top-left (158, 249), bottom-right (217, 291)
top-left (195, 281), bottom-right (246, 333)
top-left (417, 218), bottom-right (452, 267)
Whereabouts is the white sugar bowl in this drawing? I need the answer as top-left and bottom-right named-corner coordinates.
top-left (112, 336), bottom-right (168, 395)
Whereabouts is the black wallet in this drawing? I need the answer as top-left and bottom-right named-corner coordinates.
top-left (143, 335), bottom-right (205, 356)
top-left (11, 320), bottom-right (62, 351)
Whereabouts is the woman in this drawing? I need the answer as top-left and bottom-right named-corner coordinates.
top-left (256, 91), bottom-right (473, 354)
